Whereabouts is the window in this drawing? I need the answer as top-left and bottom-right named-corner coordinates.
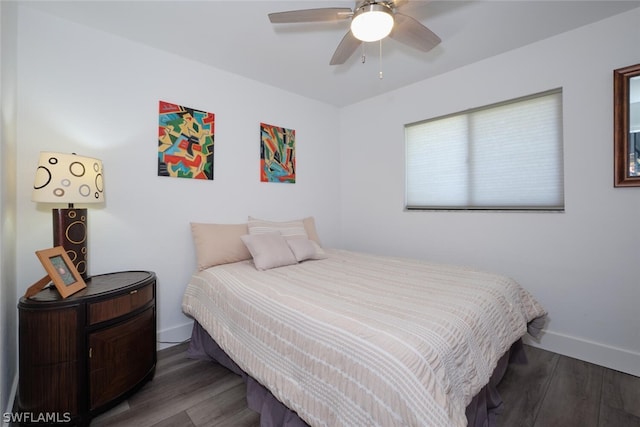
top-left (405, 89), bottom-right (564, 211)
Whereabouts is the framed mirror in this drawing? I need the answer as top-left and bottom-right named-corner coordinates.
top-left (614, 63), bottom-right (640, 187)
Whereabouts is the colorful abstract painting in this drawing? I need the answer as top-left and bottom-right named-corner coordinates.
top-left (158, 101), bottom-right (214, 180)
top-left (260, 122), bottom-right (295, 183)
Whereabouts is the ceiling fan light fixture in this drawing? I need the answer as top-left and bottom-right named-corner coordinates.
top-left (350, 3), bottom-right (394, 42)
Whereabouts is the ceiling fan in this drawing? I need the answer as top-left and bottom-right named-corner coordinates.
top-left (268, 1), bottom-right (441, 66)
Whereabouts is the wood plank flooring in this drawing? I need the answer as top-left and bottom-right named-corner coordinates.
top-left (497, 345), bottom-right (640, 427)
top-left (93, 342), bottom-right (640, 427)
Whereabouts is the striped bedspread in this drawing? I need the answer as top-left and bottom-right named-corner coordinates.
top-left (182, 249), bottom-right (546, 427)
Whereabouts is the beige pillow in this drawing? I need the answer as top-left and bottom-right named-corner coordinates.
top-left (190, 223), bottom-right (252, 271)
top-left (302, 216), bottom-right (322, 247)
top-left (240, 233), bottom-right (298, 270)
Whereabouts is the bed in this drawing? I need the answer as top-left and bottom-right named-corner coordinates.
top-left (181, 218), bottom-right (546, 427)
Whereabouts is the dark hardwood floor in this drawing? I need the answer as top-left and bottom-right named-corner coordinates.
top-left (92, 342), bottom-right (640, 427)
top-left (497, 345), bottom-right (640, 427)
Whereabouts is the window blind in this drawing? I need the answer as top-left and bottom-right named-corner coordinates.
top-left (405, 89), bottom-right (564, 210)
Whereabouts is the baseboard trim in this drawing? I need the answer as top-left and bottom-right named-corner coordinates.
top-left (523, 329), bottom-right (640, 377)
top-left (156, 320), bottom-right (193, 351)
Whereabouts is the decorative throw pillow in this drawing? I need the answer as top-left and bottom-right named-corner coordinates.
top-left (248, 216), bottom-right (326, 259)
top-left (190, 223), bottom-right (252, 271)
top-left (285, 237), bottom-right (328, 262)
top-left (240, 233), bottom-right (298, 271)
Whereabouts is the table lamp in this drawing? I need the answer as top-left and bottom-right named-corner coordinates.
top-left (32, 152), bottom-right (105, 280)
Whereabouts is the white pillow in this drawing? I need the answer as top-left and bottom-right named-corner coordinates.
top-left (240, 233), bottom-right (298, 270)
top-left (247, 216), bottom-right (308, 239)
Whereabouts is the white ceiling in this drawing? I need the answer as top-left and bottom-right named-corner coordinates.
top-left (23, 0), bottom-right (640, 107)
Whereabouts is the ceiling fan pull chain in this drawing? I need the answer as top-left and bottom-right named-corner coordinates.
top-left (361, 43), bottom-right (366, 63)
top-left (379, 39), bottom-right (384, 79)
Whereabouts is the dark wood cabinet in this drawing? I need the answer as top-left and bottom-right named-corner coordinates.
top-left (17, 271), bottom-right (157, 426)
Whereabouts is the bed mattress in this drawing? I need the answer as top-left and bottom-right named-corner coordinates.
top-left (182, 249), bottom-right (546, 427)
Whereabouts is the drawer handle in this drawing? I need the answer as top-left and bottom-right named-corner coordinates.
top-left (130, 290), bottom-right (138, 295)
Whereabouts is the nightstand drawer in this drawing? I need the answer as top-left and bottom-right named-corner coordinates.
top-left (89, 306), bottom-right (155, 409)
top-left (89, 283), bottom-right (153, 325)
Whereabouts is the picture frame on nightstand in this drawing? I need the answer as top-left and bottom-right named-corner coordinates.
top-left (32, 246), bottom-right (87, 298)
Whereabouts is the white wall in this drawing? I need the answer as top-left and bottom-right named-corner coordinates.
top-left (339, 8), bottom-right (640, 376)
top-left (15, 7), bottom-right (342, 347)
top-left (0, 0), bottom-right (19, 422)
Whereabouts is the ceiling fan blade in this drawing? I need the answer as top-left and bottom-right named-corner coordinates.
top-left (389, 13), bottom-right (441, 52)
top-left (330, 31), bottom-right (362, 65)
top-left (391, 0), bottom-right (409, 9)
top-left (269, 8), bottom-right (352, 23)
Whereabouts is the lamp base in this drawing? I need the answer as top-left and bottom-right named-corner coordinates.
top-left (52, 208), bottom-right (89, 280)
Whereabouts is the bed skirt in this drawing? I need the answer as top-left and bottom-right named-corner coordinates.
top-left (187, 321), bottom-right (526, 427)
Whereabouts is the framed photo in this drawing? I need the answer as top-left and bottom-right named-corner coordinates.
top-left (36, 246), bottom-right (86, 298)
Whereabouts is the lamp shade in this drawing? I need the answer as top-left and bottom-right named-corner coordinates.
top-left (32, 152), bottom-right (104, 204)
top-left (350, 3), bottom-right (394, 42)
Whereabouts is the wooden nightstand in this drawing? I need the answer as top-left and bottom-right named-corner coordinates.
top-left (17, 271), bottom-right (157, 426)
